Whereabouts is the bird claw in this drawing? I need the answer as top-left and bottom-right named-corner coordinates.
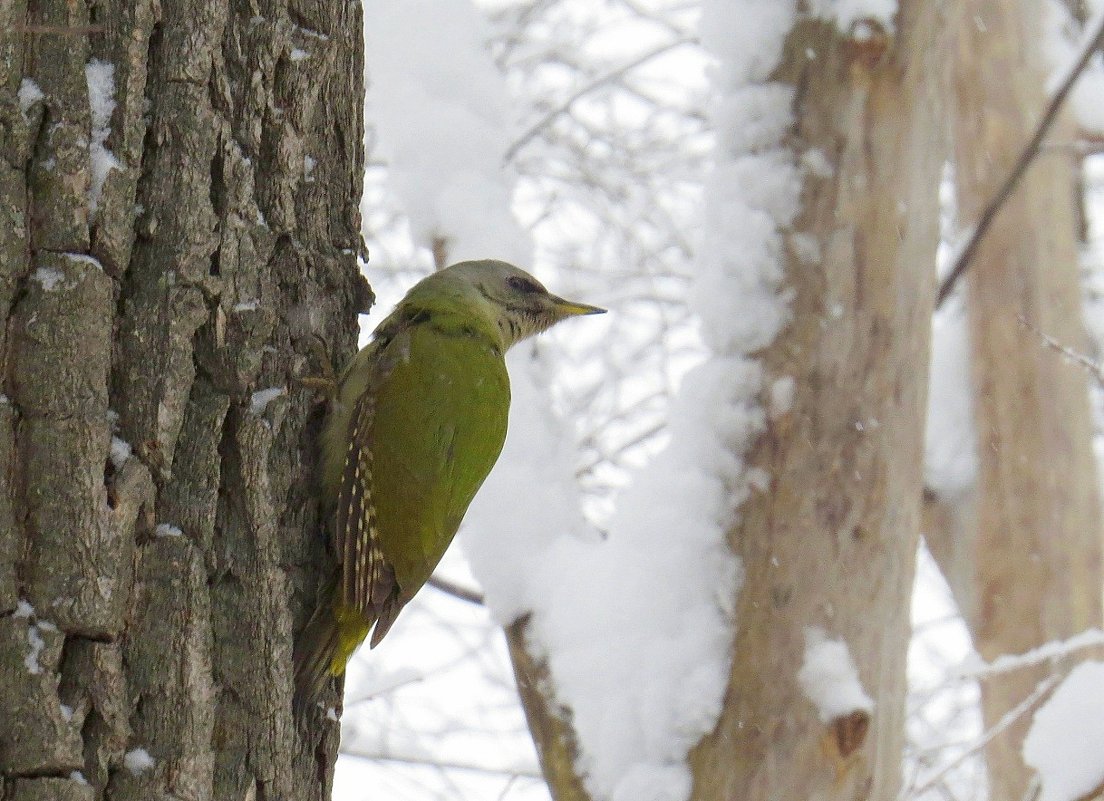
top-left (298, 335), bottom-right (339, 400)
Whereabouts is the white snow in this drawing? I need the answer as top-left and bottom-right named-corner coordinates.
top-left (85, 59), bottom-right (120, 218)
top-left (363, 0), bottom-right (530, 263)
top-left (797, 627), bottom-right (874, 722)
top-left (123, 747), bottom-right (156, 774)
top-left (303, 155), bottom-right (317, 182)
top-left (1043, 0), bottom-right (1104, 134)
top-left (65, 252), bottom-right (104, 270)
top-left (32, 267), bottom-right (65, 291)
top-left (769, 375), bottom-right (795, 418)
top-left (60, 703), bottom-right (74, 722)
top-left (154, 523), bottom-right (183, 538)
top-left (290, 47), bottom-right (311, 62)
top-left (24, 624), bottom-right (45, 675)
top-left (18, 78), bottom-right (44, 118)
top-left (801, 147), bottom-right (835, 179)
top-left (789, 232), bottom-right (821, 265)
top-left (110, 436), bottom-right (132, 469)
top-left (1023, 661), bottom-right (1104, 801)
top-left (13, 599), bottom-right (34, 618)
top-left (806, 0), bottom-right (897, 32)
top-left (467, 0), bottom-right (802, 796)
top-left (924, 308), bottom-right (978, 497)
top-left (468, 351), bottom-right (765, 801)
top-left (250, 386), bottom-right (286, 415)
top-left (962, 628), bottom-right (1104, 678)
top-left (69, 771), bottom-right (88, 785)
top-left (233, 299), bottom-right (259, 312)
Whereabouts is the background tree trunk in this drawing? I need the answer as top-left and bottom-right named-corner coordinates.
top-left (0, 1), bottom-right (368, 799)
top-left (923, 1), bottom-right (1104, 798)
top-left (689, 2), bottom-right (946, 798)
top-left (509, 4), bottom-right (947, 800)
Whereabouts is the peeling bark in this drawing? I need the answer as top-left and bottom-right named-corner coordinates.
top-left (0, 0), bottom-right (368, 798)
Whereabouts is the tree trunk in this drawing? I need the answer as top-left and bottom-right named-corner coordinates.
top-left (0, 1), bottom-right (367, 799)
top-left (925, 2), bottom-right (1104, 798)
top-left (690, 2), bottom-right (945, 799)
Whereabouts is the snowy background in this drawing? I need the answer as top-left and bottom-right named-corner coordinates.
top-left (333, 1), bottom-right (1104, 800)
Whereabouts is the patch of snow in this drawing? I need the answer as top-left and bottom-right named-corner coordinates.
top-left (770, 375), bottom-right (795, 418)
top-left (65, 252), bottom-right (104, 270)
top-left (797, 627), bottom-right (874, 722)
top-left (250, 386), bottom-right (286, 415)
top-left (86, 59), bottom-right (121, 218)
top-left (924, 308), bottom-right (977, 497)
top-left (963, 629), bottom-right (1104, 678)
top-left (110, 436), bottom-right (132, 469)
top-left (24, 624), bottom-right (45, 675)
top-left (1024, 661), bottom-right (1104, 801)
top-left (18, 78), bottom-right (44, 118)
top-left (789, 232), bottom-right (821, 265)
top-left (363, 0), bottom-right (530, 262)
top-left (32, 268), bottom-right (65, 291)
top-left (154, 523), bottom-right (183, 538)
top-left (1043, 0), bottom-right (1104, 134)
top-left (801, 147), bottom-right (835, 178)
top-left (123, 748), bottom-right (156, 775)
top-left (290, 47), bottom-right (311, 62)
top-left (806, 0), bottom-right (897, 32)
top-left (14, 599), bottom-right (34, 618)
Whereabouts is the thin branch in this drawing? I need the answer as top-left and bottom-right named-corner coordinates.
top-left (428, 574), bottom-right (486, 606)
top-left (504, 37), bottom-right (696, 165)
top-left (901, 674), bottom-right (1060, 800)
top-left (936, 8), bottom-right (1104, 308)
top-left (1018, 315), bottom-right (1104, 387)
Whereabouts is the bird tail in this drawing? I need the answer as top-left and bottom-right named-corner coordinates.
top-left (293, 602), bottom-right (342, 718)
top-left (293, 596), bottom-right (376, 718)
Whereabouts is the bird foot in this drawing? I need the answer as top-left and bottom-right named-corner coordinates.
top-left (298, 335), bottom-right (339, 400)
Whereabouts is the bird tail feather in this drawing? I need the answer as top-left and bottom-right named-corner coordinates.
top-left (293, 603), bottom-right (342, 718)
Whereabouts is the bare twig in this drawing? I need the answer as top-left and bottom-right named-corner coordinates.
top-left (504, 37), bottom-right (696, 165)
top-left (428, 574), bottom-right (486, 606)
top-left (936, 9), bottom-right (1104, 308)
top-left (1018, 315), bottom-right (1104, 387)
top-left (902, 674), bottom-right (1060, 800)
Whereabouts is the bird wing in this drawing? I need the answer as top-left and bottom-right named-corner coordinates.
top-left (332, 322), bottom-right (416, 625)
top-left (334, 320), bottom-right (509, 642)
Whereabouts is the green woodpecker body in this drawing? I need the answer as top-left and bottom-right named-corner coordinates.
top-left (294, 260), bottom-right (604, 708)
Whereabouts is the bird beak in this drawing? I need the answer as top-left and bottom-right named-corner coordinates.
top-left (550, 296), bottom-right (607, 317)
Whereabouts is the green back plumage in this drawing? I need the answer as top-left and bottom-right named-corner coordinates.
top-left (369, 322), bottom-right (509, 592)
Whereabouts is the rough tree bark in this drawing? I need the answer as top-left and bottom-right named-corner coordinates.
top-left (0, 1), bottom-right (367, 799)
top-left (924, 1), bottom-right (1104, 798)
top-left (688, 2), bottom-right (945, 799)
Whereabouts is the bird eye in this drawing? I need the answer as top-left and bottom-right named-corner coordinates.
top-left (506, 275), bottom-right (542, 294)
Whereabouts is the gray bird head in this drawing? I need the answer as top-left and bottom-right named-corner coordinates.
top-left (421, 259), bottom-right (606, 349)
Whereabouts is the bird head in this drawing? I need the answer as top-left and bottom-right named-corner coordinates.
top-left (416, 260), bottom-right (606, 350)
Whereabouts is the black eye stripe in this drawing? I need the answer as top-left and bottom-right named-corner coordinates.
top-left (506, 275), bottom-right (542, 294)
